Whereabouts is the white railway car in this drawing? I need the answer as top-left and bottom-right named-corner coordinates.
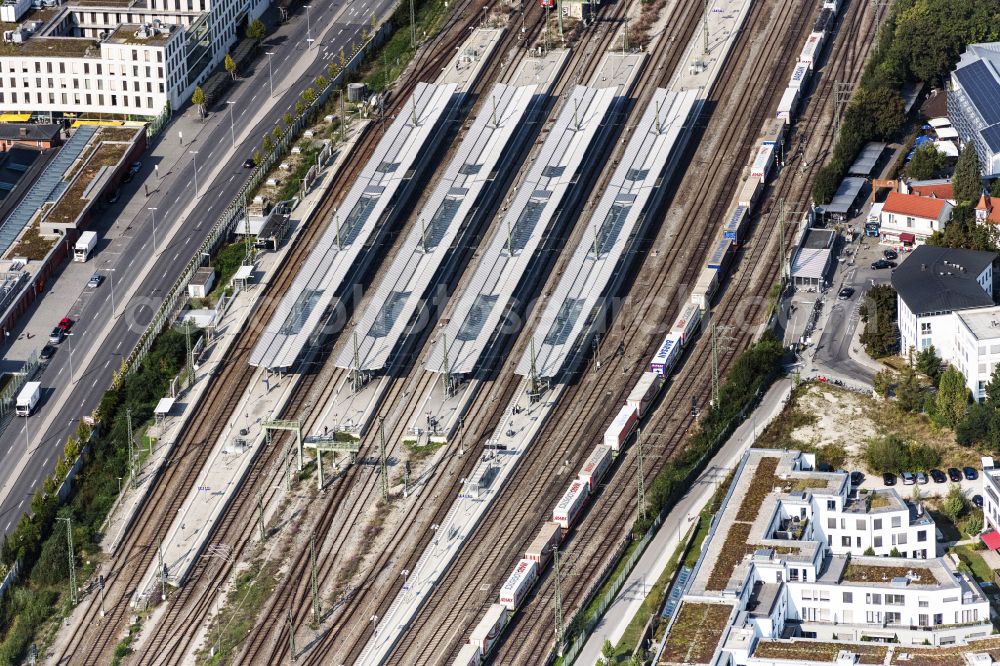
top-left (777, 87), bottom-right (799, 122)
top-left (499, 559), bottom-right (538, 610)
top-left (671, 302), bottom-right (703, 346)
top-left (823, 0), bottom-right (839, 14)
top-left (470, 603), bottom-right (509, 654)
top-left (578, 445), bottom-right (612, 492)
top-left (627, 372), bottom-right (663, 417)
top-left (604, 404), bottom-right (638, 451)
top-left (799, 31), bottom-right (824, 67)
top-left (552, 479), bottom-right (589, 530)
top-left (749, 143), bottom-right (775, 182)
top-left (691, 265), bottom-right (720, 310)
top-left (788, 62), bottom-right (810, 92)
top-left (722, 205), bottom-right (749, 242)
top-left (738, 178), bottom-right (762, 209)
top-left (650, 332), bottom-right (682, 376)
top-left (453, 643), bottom-right (483, 666)
top-left (526, 522), bottom-right (561, 567)
top-left (758, 117), bottom-right (786, 149)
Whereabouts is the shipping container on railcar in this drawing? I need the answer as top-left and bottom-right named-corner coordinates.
top-left (738, 177), bottom-right (762, 208)
top-left (823, 0), bottom-right (840, 14)
top-left (758, 117), bottom-right (786, 148)
top-left (603, 404), bottom-right (638, 451)
top-left (552, 479), bottom-right (589, 530)
top-left (540, 0), bottom-right (556, 7)
top-left (706, 236), bottom-right (734, 271)
top-left (799, 31), bottom-right (824, 67)
top-left (788, 62), bottom-right (811, 92)
top-left (749, 144), bottom-right (775, 182)
top-left (722, 205), bottom-right (749, 241)
top-left (650, 332), bottom-right (682, 376)
top-left (670, 301), bottom-right (703, 345)
top-left (499, 559), bottom-right (538, 610)
top-left (777, 87), bottom-right (799, 122)
top-left (470, 603), bottom-right (509, 654)
top-left (628, 371), bottom-right (663, 417)
top-left (526, 522), bottom-right (561, 567)
top-left (813, 7), bottom-right (832, 32)
top-left (578, 445), bottom-right (613, 491)
top-left (453, 643), bottom-right (483, 666)
top-left (691, 265), bottom-right (720, 310)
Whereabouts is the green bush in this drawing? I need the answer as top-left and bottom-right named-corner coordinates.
top-left (864, 434), bottom-right (940, 473)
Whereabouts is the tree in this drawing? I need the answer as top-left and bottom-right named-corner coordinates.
top-left (863, 546), bottom-right (876, 556)
top-left (907, 143), bottom-right (947, 180)
top-left (873, 369), bottom-right (894, 398)
top-left (295, 100), bottom-right (305, 117)
top-left (339, 47), bottom-right (347, 67)
top-left (812, 163), bottom-right (843, 205)
top-left (851, 87), bottom-right (905, 140)
top-left (316, 74), bottom-right (328, 89)
top-left (191, 85), bottom-right (206, 118)
top-left (282, 112), bottom-right (293, 128)
top-left (302, 87), bottom-right (317, 104)
top-left (252, 150), bottom-right (262, 166)
top-left (953, 143), bottom-right (983, 205)
top-left (224, 53), bottom-right (236, 80)
top-left (889, 547), bottom-right (902, 557)
top-left (859, 284), bottom-right (899, 358)
top-left (916, 346), bottom-right (942, 386)
top-left (936, 366), bottom-right (970, 427)
top-left (247, 18), bottom-right (266, 42)
top-left (991, 178), bottom-right (1000, 198)
top-left (327, 62), bottom-right (338, 78)
top-left (961, 511), bottom-right (984, 537)
top-left (942, 484), bottom-right (966, 522)
top-left (271, 126), bottom-right (282, 142)
top-left (602, 639), bottom-right (614, 660)
top-left (262, 134), bottom-right (273, 154)
top-left (895, 365), bottom-right (924, 413)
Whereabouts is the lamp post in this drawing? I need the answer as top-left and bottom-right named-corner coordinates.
top-left (265, 51), bottom-right (275, 97)
top-left (147, 207), bottom-right (159, 254)
top-left (189, 150), bottom-right (200, 196)
top-left (226, 101), bottom-right (236, 148)
top-left (304, 4), bottom-right (312, 44)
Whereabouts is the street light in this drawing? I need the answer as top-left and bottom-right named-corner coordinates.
top-left (189, 150), bottom-right (200, 196)
top-left (147, 207), bottom-right (159, 254)
top-left (265, 51), bottom-right (275, 98)
top-left (226, 101), bottom-right (236, 148)
top-left (304, 4), bottom-right (312, 44)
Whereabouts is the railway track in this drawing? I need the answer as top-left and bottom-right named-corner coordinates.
top-left (373, 0), bottom-right (866, 661)
top-left (49, 3), bottom-right (489, 663)
top-left (495, 0), bottom-right (883, 662)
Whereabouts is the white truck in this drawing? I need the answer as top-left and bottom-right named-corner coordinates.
top-left (73, 231), bottom-right (97, 262)
top-left (15, 381), bottom-right (40, 416)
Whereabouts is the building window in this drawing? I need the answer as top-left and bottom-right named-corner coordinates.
top-left (886, 612), bottom-right (902, 625)
top-left (866, 593), bottom-right (882, 605)
top-left (789, 568), bottom-right (799, 581)
top-left (841, 536), bottom-right (851, 547)
top-left (933, 613), bottom-right (943, 625)
top-left (918, 530), bottom-right (927, 542)
top-left (874, 519), bottom-right (882, 530)
top-left (856, 520), bottom-right (865, 530)
top-left (891, 516), bottom-right (902, 528)
top-left (921, 322), bottom-right (932, 334)
top-left (886, 594), bottom-right (904, 606)
top-left (919, 614), bottom-right (929, 626)
top-left (827, 518), bottom-right (836, 529)
top-left (843, 592), bottom-right (853, 603)
top-left (874, 536), bottom-right (882, 547)
top-left (827, 500), bottom-right (835, 510)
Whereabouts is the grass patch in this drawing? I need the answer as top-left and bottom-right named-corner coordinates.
top-left (199, 558), bottom-right (280, 665)
top-left (6, 221), bottom-right (57, 261)
top-left (110, 617), bottom-right (142, 666)
top-left (951, 544), bottom-right (994, 584)
top-left (362, 0), bottom-right (450, 93)
top-left (405, 439), bottom-right (444, 462)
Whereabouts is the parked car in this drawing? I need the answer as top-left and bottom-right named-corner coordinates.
top-left (930, 469), bottom-right (947, 483)
top-left (850, 471), bottom-right (864, 486)
top-left (964, 466), bottom-right (978, 481)
top-left (882, 472), bottom-right (896, 486)
top-left (39, 345), bottom-right (56, 361)
top-left (87, 273), bottom-right (103, 288)
top-left (883, 249), bottom-right (898, 260)
top-left (948, 467), bottom-right (962, 482)
top-left (48, 327), bottom-right (64, 344)
top-left (871, 259), bottom-right (897, 270)
top-left (974, 494), bottom-right (984, 508)
top-left (57, 317), bottom-right (73, 331)
top-left (838, 287), bottom-right (855, 300)
top-left (915, 471), bottom-right (928, 485)
top-left (901, 471), bottom-right (915, 485)
top-left (243, 158), bottom-right (256, 168)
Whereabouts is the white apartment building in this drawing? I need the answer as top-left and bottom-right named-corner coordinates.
top-left (893, 245), bottom-right (996, 361)
top-left (980, 457), bottom-right (1000, 535)
top-left (0, 0), bottom-right (266, 119)
top-left (658, 450), bottom-right (993, 666)
top-left (955, 306), bottom-right (1000, 398)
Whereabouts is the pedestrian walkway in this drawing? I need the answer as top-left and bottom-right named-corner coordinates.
top-left (575, 378), bottom-right (792, 665)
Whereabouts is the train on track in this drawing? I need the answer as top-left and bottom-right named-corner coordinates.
top-left (451, 1), bottom-right (843, 662)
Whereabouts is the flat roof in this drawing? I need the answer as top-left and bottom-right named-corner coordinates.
top-left (424, 84), bottom-right (621, 375)
top-left (0, 36), bottom-right (100, 58)
top-left (957, 305), bottom-right (1000, 341)
top-left (250, 82), bottom-right (458, 369)
top-left (334, 83), bottom-right (539, 372)
top-left (106, 23), bottom-right (175, 45)
top-left (848, 141), bottom-right (886, 176)
top-left (821, 177), bottom-right (866, 214)
top-left (514, 88), bottom-right (698, 379)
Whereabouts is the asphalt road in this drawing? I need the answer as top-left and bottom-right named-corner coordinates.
top-left (0, 0), bottom-right (397, 534)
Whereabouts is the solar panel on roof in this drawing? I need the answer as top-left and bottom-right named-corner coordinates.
top-left (956, 60), bottom-right (1000, 126)
top-left (982, 124), bottom-right (1000, 152)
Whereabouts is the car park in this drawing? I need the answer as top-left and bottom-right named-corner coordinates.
top-left (87, 273), bottom-right (103, 288)
top-left (964, 467), bottom-right (978, 480)
top-left (915, 471), bottom-right (928, 485)
top-left (901, 471), bottom-right (915, 485)
top-left (39, 345), bottom-right (56, 361)
top-left (974, 494), bottom-right (984, 508)
top-left (948, 467), bottom-right (962, 482)
top-left (882, 472), bottom-right (896, 486)
top-left (838, 287), bottom-right (855, 300)
top-left (930, 469), bottom-right (947, 483)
